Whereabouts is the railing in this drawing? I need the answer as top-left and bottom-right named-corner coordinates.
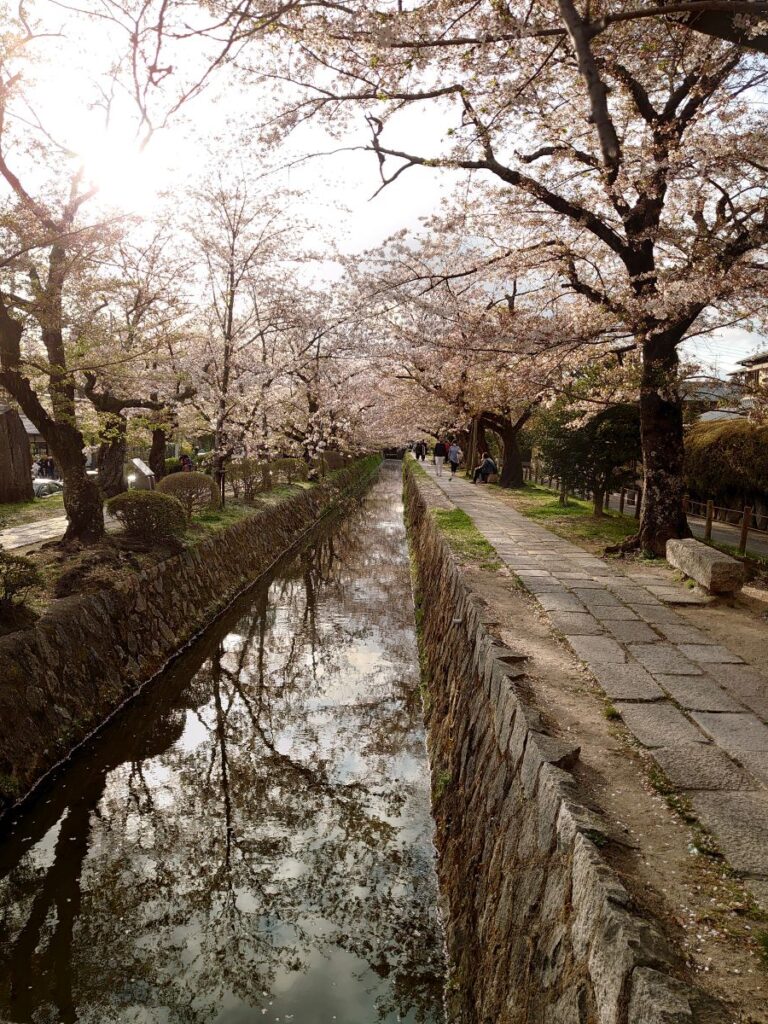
top-left (683, 497), bottom-right (768, 554)
top-left (523, 464), bottom-right (765, 556)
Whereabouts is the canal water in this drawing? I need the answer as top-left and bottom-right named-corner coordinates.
top-left (0, 463), bottom-right (446, 1024)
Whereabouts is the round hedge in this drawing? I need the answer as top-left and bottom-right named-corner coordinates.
top-left (106, 489), bottom-right (187, 542)
top-left (685, 419), bottom-right (768, 500)
top-left (157, 471), bottom-right (220, 521)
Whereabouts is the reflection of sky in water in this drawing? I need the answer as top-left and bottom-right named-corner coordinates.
top-left (0, 464), bottom-right (445, 1024)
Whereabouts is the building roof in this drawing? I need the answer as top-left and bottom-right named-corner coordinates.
top-left (737, 350), bottom-right (768, 368)
top-left (0, 403), bottom-right (42, 437)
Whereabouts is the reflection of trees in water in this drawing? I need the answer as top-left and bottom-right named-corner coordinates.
top-left (0, 469), bottom-right (444, 1024)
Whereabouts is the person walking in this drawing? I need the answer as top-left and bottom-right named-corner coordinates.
top-left (433, 439), bottom-right (447, 476)
top-left (447, 441), bottom-right (463, 480)
top-left (415, 440), bottom-right (427, 462)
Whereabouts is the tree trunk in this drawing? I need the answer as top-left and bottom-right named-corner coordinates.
top-left (498, 425), bottom-right (524, 488)
top-left (149, 427), bottom-right (167, 480)
top-left (59, 444), bottom-right (105, 544)
top-left (96, 416), bottom-right (127, 499)
top-left (0, 409), bottom-right (33, 503)
top-left (559, 478), bottom-right (568, 507)
top-left (592, 487), bottom-right (605, 517)
top-left (637, 336), bottom-right (691, 555)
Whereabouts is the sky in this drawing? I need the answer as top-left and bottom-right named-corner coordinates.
top-left (8, 0), bottom-right (767, 378)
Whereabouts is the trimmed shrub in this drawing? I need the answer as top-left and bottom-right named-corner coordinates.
top-left (0, 549), bottom-right (41, 609)
top-left (685, 419), bottom-right (768, 502)
top-left (272, 457), bottom-right (308, 484)
top-left (106, 490), bottom-right (187, 542)
top-left (229, 458), bottom-right (271, 501)
top-left (157, 471), bottom-right (220, 520)
top-left (164, 457), bottom-right (182, 475)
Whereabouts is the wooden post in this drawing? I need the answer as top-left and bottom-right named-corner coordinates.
top-left (634, 488), bottom-right (642, 520)
top-left (704, 499), bottom-right (714, 542)
top-left (739, 506), bottom-right (752, 556)
top-left (619, 488), bottom-right (626, 515)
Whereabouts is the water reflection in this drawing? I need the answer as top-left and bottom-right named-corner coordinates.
top-left (0, 464), bottom-right (445, 1024)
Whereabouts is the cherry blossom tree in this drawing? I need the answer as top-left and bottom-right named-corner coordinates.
top-left (238, 3), bottom-right (768, 552)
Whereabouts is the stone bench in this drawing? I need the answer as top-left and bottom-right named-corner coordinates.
top-left (666, 537), bottom-right (746, 595)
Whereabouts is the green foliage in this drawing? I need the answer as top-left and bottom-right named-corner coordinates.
top-left (432, 508), bottom-right (502, 569)
top-left (106, 490), bottom-right (187, 542)
top-left (0, 549), bottom-right (41, 608)
top-left (164, 457), bottom-right (182, 475)
top-left (532, 403), bottom-right (641, 508)
top-left (157, 472), bottom-right (221, 521)
top-left (506, 483), bottom-right (638, 548)
top-left (685, 419), bottom-right (768, 501)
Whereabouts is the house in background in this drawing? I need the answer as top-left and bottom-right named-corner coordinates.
top-left (733, 349), bottom-right (768, 389)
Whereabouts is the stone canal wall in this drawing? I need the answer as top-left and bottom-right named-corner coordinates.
top-left (0, 459), bottom-right (379, 811)
top-left (404, 465), bottom-right (725, 1024)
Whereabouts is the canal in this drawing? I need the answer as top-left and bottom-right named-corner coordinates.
top-left (0, 462), bottom-right (446, 1024)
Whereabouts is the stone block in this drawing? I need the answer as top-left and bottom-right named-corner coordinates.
top-left (566, 635), bottom-right (627, 666)
top-left (690, 792), bottom-right (768, 875)
top-left (690, 711), bottom-right (768, 752)
top-left (653, 675), bottom-right (742, 712)
top-left (651, 744), bottom-right (755, 791)
top-left (666, 537), bottom-right (745, 594)
top-left (627, 643), bottom-right (701, 676)
top-left (627, 968), bottom-right (693, 1024)
top-left (590, 664), bottom-right (665, 702)
top-left (614, 702), bottom-right (706, 748)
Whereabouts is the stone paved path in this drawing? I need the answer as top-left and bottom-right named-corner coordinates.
top-left (0, 514), bottom-right (69, 550)
top-left (423, 462), bottom-right (768, 902)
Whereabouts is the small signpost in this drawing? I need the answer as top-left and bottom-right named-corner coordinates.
top-left (130, 458), bottom-right (155, 490)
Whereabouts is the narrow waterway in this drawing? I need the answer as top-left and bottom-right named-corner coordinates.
top-left (0, 463), bottom-right (446, 1024)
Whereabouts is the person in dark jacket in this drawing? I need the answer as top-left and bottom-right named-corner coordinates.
top-left (433, 440), bottom-right (447, 476)
top-left (473, 452), bottom-right (497, 484)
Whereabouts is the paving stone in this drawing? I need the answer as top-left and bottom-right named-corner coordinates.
top-left (549, 612), bottom-right (605, 636)
top-left (604, 620), bottom-right (659, 644)
top-left (736, 751), bottom-right (768, 788)
top-left (690, 712), bottom-right (768, 752)
top-left (654, 623), bottom-right (717, 645)
top-left (689, 792), bottom-right (768, 875)
top-left (516, 569), bottom-right (552, 577)
top-left (592, 606), bottom-right (640, 622)
top-left (610, 587), bottom-right (659, 604)
top-left (651, 744), bottom-right (755, 791)
top-left (653, 675), bottom-right (742, 712)
top-left (590, 664), bottom-right (665, 702)
top-left (677, 644), bottom-right (743, 665)
top-left (563, 578), bottom-right (606, 589)
top-left (523, 578), bottom-right (568, 594)
top-left (628, 643), bottom-right (702, 676)
top-left (572, 589), bottom-right (621, 606)
top-left (537, 593), bottom-right (586, 613)
top-left (566, 635), bottom-right (627, 665)
top-left (707, 665), bottom-right (768, 722)
top-left (615, 702), bottom-right (706, 748)
top-left (631, 606), bottom-right (684, 626)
